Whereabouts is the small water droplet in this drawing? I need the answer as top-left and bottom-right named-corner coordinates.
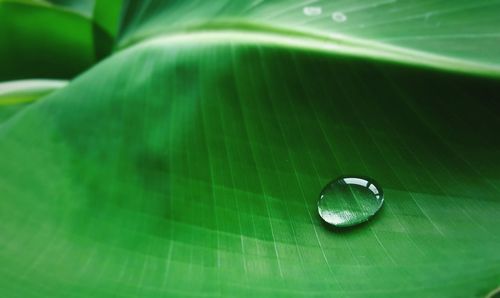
top-left (303, 6), bottom-right (322, 16)
top-left (331, 11), bottom-right (347, 23)
top-left (318, 176), bottom-right (384, 227)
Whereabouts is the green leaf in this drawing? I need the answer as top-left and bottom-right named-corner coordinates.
top-left (45, 0), bottom-right (95, 16)
top-left (118, 0), bottom-right (500, 75)
top-left (1, 31), bottom-right (499, 297)
top-left (1, 1), bottom-right (499, 297)
top-left (0, 1), bottom-right (112, 81)
top-left (93, 0), bottom-right (123, 38)
top-left (0, 79), bottom-right (67, 123)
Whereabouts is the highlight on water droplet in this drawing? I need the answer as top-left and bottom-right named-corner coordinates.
top-left (331, 11), bottom-right (347, 23)
top-left (303, 6), bottom-right (322, 16)
top-left (318, 176), bottom-right (384, 227)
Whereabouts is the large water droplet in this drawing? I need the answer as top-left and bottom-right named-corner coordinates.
top-left (318, 176), bottom-right (384, 227)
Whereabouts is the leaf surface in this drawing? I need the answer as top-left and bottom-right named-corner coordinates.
top-left (0, 1), bottom-right (499, 297)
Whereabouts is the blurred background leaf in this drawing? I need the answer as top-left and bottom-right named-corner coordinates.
top-left (0, 0), bottom-right (121, 81)
top-left (93, 0), bottom-right (123, 38)
top-left (45, 0), bottom-right (94, 16)
top-left (0, 79), bottom-right (66, 124)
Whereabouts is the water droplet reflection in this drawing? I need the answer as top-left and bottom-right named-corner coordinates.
top-left (332, 11), bottom-right (347, 23)
top-left (303, 6), bottom-right (322, 16)
top-left (318, 176), bottom-right (384, 227)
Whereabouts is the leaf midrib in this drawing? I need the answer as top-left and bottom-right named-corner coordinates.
top-left (116, 19), bottom-right (500, 79)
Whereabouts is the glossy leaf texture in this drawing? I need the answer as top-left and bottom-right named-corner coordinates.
top-left (1, 1), bottom-right (500, 298)
top-left (118, 0), bottom-right (500, 71)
